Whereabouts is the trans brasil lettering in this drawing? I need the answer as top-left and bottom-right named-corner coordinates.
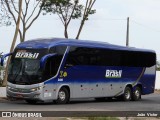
top-left (15, 52), bottom-right (39, 59)
top-left (105, 69), bottom-right (122, 78)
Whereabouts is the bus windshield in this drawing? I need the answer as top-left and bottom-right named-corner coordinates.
top-left (8, 46), bottom-right (67, 85)
top-left (8, 49), bottom-right (47, 85)
top-left (8, 59), bottom-right (43, 85)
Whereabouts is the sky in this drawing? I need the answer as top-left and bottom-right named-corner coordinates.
top-left (0, 0), bottom-right (160, 60)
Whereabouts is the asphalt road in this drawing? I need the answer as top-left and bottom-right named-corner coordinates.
top-left (0, 93), bottom-right (159, 112)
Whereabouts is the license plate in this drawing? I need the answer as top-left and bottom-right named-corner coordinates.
top-left (16, 94), bottom-right (23, 98)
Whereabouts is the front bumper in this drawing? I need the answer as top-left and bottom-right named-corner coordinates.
top-left (6, 89), bottom-right (43, 101)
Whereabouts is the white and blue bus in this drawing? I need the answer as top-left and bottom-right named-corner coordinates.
top-left (1, 38), bottom-right (156, 104)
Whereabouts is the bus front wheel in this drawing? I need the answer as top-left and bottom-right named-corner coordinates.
top-left (56, 87), bottom-right (70, 104)
top-left (132, 86), bottom-right (141, 101)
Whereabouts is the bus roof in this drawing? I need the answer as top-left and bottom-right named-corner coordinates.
top-left (16, 38), bottom-right (155, 53)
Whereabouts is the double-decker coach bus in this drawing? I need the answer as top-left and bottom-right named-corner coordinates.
top-left (1, 38), bottom-right (156, 104)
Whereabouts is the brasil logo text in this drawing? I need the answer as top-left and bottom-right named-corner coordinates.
top-left (15, 52), bottom-right (39, 59)
top-left (105, 69), bottom-right (122, 78)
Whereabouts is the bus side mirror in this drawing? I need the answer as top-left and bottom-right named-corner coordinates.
top-left (0, 53), bottom-right (12, 66)
top-left (40, 53), bottom-right (57, 70)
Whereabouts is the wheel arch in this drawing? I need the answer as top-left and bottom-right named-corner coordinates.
top-left (124, 83), bottom-right (142, 92)
top-left (56, 84), bottom-right (70, 99)
top-left (125, 84), bottom-right (133, 92)
top-left (133, 84), bottom-right (142, 92)
top-left (136, 84), bottom-right (142, 90)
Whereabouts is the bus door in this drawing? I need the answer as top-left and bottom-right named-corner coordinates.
top-left (43, 55), bottom-right (62, 99)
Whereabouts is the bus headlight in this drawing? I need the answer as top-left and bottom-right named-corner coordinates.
top-left (7, 86), bottom-right (11, 89)
top-left (31, 88), bottom-right (38, 92)
top-left (31, 86), bottom-right (43, 92)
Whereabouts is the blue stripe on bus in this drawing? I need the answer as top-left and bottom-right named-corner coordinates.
top-left (44, 65), bottom-right (155, 95)
top-left (44, 66), bottom-right (152, 84)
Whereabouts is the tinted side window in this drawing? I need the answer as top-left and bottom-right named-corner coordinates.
top-left (65, 47), bottom-right (92, 67)
top-left (65, 47), bottom-right (117, 67)
top-left (50, 46), bottom-right (67, 55)
top-left (43, 56), bottom-right (61, 79)
top-left (121, 51), bottom-right (156, 67)
top-left (43, 46), bottom-right (67, 79)
top-left (65, 46), bottom-right (156, 67)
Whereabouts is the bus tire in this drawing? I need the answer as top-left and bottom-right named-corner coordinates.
top-left (123, 86), bottom-right (132, 101)
top-left (132, 86), bottom-right (141, 101)
top-left (25, 100), bottom-right (37, 104)
top-left (56, 87), bottom-right (70, 104)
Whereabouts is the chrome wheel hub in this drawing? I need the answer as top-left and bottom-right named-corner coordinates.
top-left (58, 91), bottom-right (66, 101)
top-left (125, 90), bottom-right (130, 100)
top-left (135, 90), bottom-right (140, 98)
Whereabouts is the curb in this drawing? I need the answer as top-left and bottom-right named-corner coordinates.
top-left (0, 97), bottom-right (10, 103)
top-left (0, 87), bottom-right (6, 97)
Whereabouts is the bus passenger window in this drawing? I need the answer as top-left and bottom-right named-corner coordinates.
top-left (43, 56), bottom-right (61, 80)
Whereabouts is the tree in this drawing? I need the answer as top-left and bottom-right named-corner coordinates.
top-left (2, 0), bottom-right (46, 42)
top-left (76, 0), bottom-right (96, 39)
top-left (0, 53), bottom-right (3, 70)
top-left (1, 0), bottom-right (46, 86)
top-left (0, 53), bottom-right (4, 84)
top-left (42, 0), bottom-right (96, 39)
top-left (1, 0), bottom-right (22, 86)
top-left (0, 0), bottom-right (11, 26)
top-left (18, 0), bottom-right (46, 42)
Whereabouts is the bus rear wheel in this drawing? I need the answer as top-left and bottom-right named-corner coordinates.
top-left (56, 87), bottom-right (70, 104)
top-left (132, 86), bottom-right (141, 101)
top-left (122, 87), bottom-right (132, 101)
